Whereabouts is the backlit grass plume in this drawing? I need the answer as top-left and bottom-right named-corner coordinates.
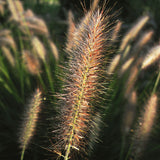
top-left (131, 94), bottom-right (158, 159)
top-left (54, 1), bottom-right (114, 160)
top-left (19, 88), bottom-right (42, 160)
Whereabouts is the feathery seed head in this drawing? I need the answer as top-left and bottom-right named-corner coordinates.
top-left (2, 46), bottom-right (15, 67)
top-left (119, 57), bottom-right (134, 75)
top-left (111, 20), bottom-right (122, 42)
top-left (54, 3), bottom-right (114, 159)
top-left (7, 0), bottom-right (24, 21)
top-left (49, 40), bottom-right (59, 61)
top-left (19, 88), bottom-right (42, 160)
top-left (31, 36), bottom-right (46, 62)
top-left (140, 94), bottom-right (157, 136)
top-left (107, 54), bottom-right (121, 75)
top-left (122, 91), bottom-right (137, 134)
top-left (131, 94), bottom-right (158, 159)
top-left (22, 50), bottom-right (41, 75)
top-left (120, 15), bottom-right (149, 51)
top-left (141, 45), bottom-right (160, 69)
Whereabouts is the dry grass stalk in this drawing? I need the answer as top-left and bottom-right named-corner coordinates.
top-left (141, 45), bottom-right (160, 69)
top-left (31, 36), bottom-right (46, 61)
top-left (54, 3), bottom-right (113, 160)
top-left (1, 46), bottom-right (15, 67)
top-left (107, 54), bottom-right (121, 74)
top-left (49, 40), bottom-right (59, 61)
top-left (120, 15), bottom-right (149, 51)
top-left (131, 94), bottom-right (158, 159)
top-left (19, 88), bottom-right (42, 160)
top-left (22, 50), bottom-right (41, 75)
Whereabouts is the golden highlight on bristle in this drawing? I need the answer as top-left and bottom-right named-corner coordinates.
top-left (19, 88), bottom-right (42, 160)
top-left (141, 45), bottom-right (160, 69)
top-left (120, 15), bottom-right (149, 51)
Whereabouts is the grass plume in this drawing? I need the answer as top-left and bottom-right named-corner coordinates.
top-left (19, 88), bottom-right (42, 160)
top-left (22, 50), bottom-right (41, 75)
top-left (141, 45), bottom-right (160, 69)
top-left (131, 94), bottom-right (158, 159)
top-left (54, 2), bottom-right (114, 160)
top-left (120, 15), bottom-right (149, 51)
top-left (31, 36), bottom-right (46, 62)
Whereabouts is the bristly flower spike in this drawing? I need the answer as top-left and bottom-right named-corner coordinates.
top-left (54, 1), bottom-right (115, 159)
top-left (19, 88), bottom-right (42, 160)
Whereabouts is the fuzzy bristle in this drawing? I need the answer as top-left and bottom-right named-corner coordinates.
top-left (54, 4), bottom-right (113, 160)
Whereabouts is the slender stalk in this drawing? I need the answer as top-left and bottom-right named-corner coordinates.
top-left (44, 61), bottom-right (55, 94)
top-left (152, 70), bottom-right (160, 94)
top-left (64, 57), bottom-right (90, 160)
top-left (20, 146), bottom-right (25, 160)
